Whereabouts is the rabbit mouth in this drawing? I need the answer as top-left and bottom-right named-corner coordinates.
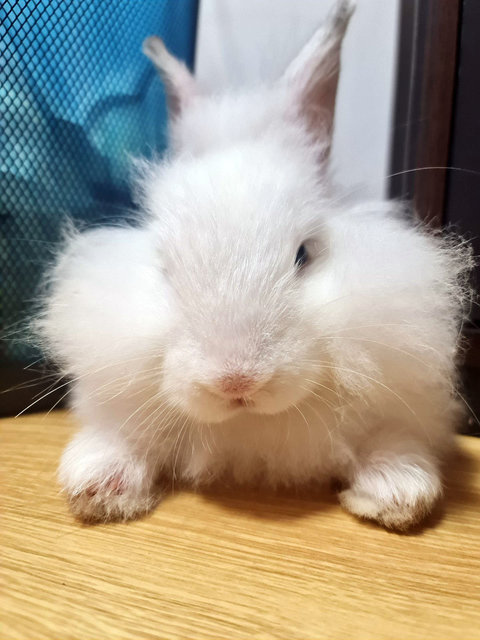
top-left (229, 397), bottom-right (251, 409)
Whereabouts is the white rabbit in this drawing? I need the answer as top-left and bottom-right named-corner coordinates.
top-left (36, 0), bottom-right (471, 529)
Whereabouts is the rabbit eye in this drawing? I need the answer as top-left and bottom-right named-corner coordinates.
top-left (295, 243), bottom-right (308, 269)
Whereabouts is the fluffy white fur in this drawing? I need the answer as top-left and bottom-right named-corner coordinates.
top-left (36, 1), bottom-right (471, 528)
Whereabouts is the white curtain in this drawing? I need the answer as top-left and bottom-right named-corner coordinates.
top-left (195, 0), bottom-right (400, 199)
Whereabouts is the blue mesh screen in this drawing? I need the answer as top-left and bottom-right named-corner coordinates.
top-left (0, 0), bottom-right (198, 364)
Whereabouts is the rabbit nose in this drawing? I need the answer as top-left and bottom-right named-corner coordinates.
top-left (217, 373), bottom-right (257, 397)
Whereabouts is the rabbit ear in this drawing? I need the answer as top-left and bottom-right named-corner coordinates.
top-left (281, 0), bottom-right (354, 157)
top-left (143, 36), bottom-right (197, 117)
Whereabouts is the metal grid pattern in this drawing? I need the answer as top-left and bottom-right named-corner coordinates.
top-left (0, 0), bottom-right (198, 362)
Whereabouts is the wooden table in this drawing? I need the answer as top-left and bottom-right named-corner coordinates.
top-left (2, 411), bottom-right (480, 639)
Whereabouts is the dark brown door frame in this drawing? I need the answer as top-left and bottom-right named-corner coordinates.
top-left (389, 0), bottom-right (461, 225)
top-left (389, 1), bottom-right (480, 435)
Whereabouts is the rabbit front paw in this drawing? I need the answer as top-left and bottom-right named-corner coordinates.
top-left (59, 429), bottom-right (160, 523)
top-left (339, 457), bottom-right (442, 530)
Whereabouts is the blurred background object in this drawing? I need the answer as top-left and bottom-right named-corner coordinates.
top-left (0, 0), bottom-right (198, 413)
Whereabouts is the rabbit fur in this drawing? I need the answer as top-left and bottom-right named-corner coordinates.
top-left (36, 0), bottom-right (472, 528)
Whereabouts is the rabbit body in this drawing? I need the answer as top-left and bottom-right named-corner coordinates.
top-left (37, 1), bottom-right (470, 528)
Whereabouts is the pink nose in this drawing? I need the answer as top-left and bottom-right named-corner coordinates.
top-left (218, 373), bottom-right (256, 397)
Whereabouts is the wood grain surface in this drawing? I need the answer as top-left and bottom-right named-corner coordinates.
top-left (1, 410), bottom-right (480, 640)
